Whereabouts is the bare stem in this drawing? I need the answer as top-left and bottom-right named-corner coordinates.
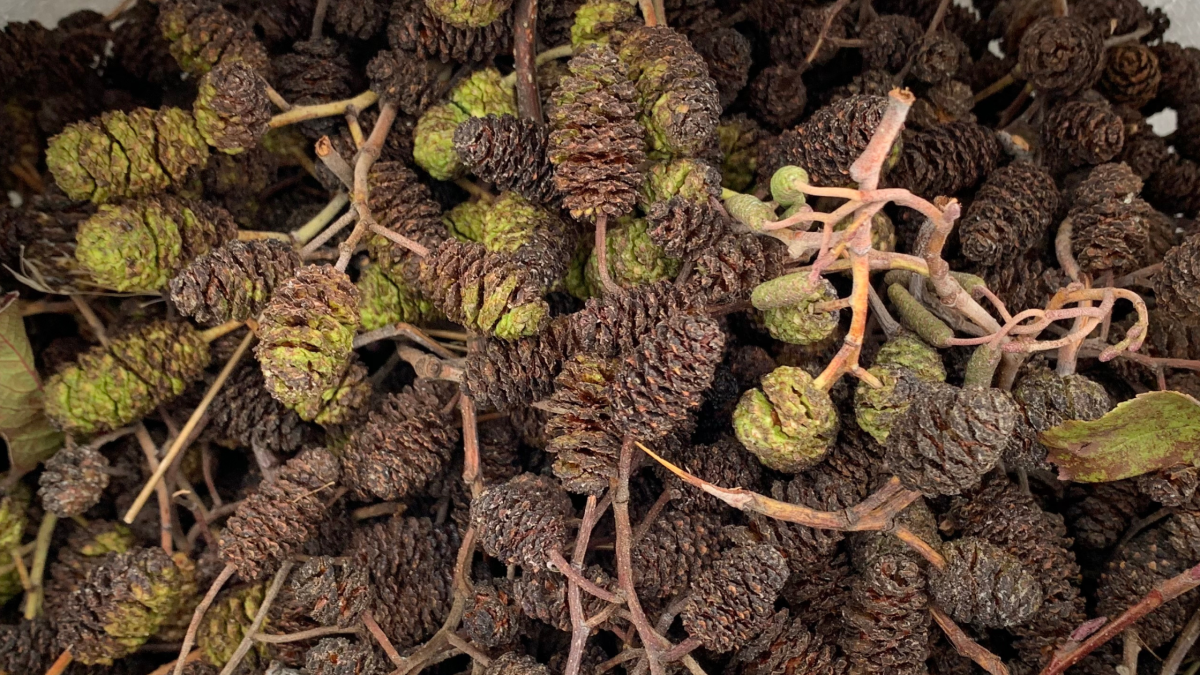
top-left (1162, 607), bottom-right (1200, 675)
top-left (269, 90), bottom-right (379, 128)
top-left (595, 215), bottom-right (621, 296)
top-left (133, 423), bottom-right (175, 554)
top-left (173, 563), bottom-right (237, 675)
top-left (219, 561), bottom-right (294, 675)
top-left (316, 136), bottom-right (355, 188)
top-left (22, 512), bottom-right (56, 620)
top-left (549, 549), bottom-right (622, 603)
top-left (461, 394), bottom-right (482, 498)
top-left (445, 632), bottom-right (494, 666)
top-left (893, 524), bottom-right (946, 570)
top-left (565, 494), bottom-right (609, 675)
top-left (930, 606), bottom-right (1010, 675)
top-left (614, 437), bottom-right (667, 675)
top-left (338, 103), bottom-right (400, 272)
top-left (805, 0), bottom-right (852, 65)
top-left (513, 0), bottom-right (543, 122)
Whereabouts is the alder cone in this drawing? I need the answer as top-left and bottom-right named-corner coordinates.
top-left (977, 252), bottom-right (1067, 313)
top-left (367, 47), bottom-right (443, 116)
top-left (732, 610), bottom-right (849, 675)
top-left (352, 516), bottom-right (460, 649)
top-left (485, 653), bottom-right (550, 675)
top-left (170, 239), bottom-right (302, 325)
top-left (462, 580), bottom-right (522, 647)
top-left (612, 313), bottom-right (726, 441)
top-left (889, 121), bottom-right (1002, 198)
top-left (766, 95), bottom-right (889, 188)
top-left (543, 355), bottom-right (622, 495)
top-left (645, 196), bottom-right (728, 261)
top-left (748, 65), bottom-right (808, 130)
top-left (454, 115), bottom-right (558, 204)
top-left (306, 637), bottom-right (381, 675)
top-left (1176, 103), bottom-right (1200, 162)
top-left (1146, 156), bottom-right (1200, 218)
top-left (471, 473), bottom-right (574, 570)
top-left (1069, 162), bottom-right (1142, 213)
top-left (655, 436), bottom-right (764, 515)
top-left (1017, 16), bottom-right (1104, 96)
top-left (693, 26), bottom-right (752, 108)
top-left (38, 439), bottom-right (109, 518)
top-left (1100, 43), bottom-right (1161, 108)
top-left (548, 44), bottom-right (645, 222)
top-left (218, 448), bottom-right (342, 580)
top-left (0, 619), bottom-right (56, 675)
top-left (1137, 465), bottom-right (1200, 508)
top-left (158, 0), bottom-right (270, 77)
top-left (840, 554), bottom-right (930, 675)
top-left (366, 161), bottom-right (447, 287)
top-left (329, 0), bottom-right (388, 39)
top-left (513, 566), bottom-right (615, 631)
top-left (192, 59), bottom-right (272, 154)
top-left (1155, 233), bottom-right (1200, 326)
top-left (682, 544), bottom-right (789, 652)
top-left (289, 556), bottom-right (374, 628)
top-left (1043, 100), bottom-right (1125, 171)
top-left (633, 507), bottom-right (725, 600)
top-left (273, 37), bottom-right (353, 110)
top-left (340, 381), bottom-right (460, 502)
top-left (754, 472), bottom-right (861, 574)
top-left (1071, 195), bottom-right (1154, 276)
top-left (861, 14), bottom-right (922, 72)
top-left (388, 0), bottom-right (512, 63)
top-left (210, 361), bottom-right (308, 454)
top-left (1064, 480), bottom-right (1150, 550)
top-left (909, 32), bottom-right (969, 86)
top-left (959, 162), bottom-right (1060, 265)
top-left (680, 232), bottom-right (787, 305)
top-left (928, 537), bottom-right (1043, 628)
top-left (883, 382), bottom-right (1018, 497)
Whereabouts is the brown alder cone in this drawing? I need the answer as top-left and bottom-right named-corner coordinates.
top-left (512, 566), bottom-right (616, 631)
top-left (454, 115), bottom-right (559, 204)
top-left (1064, 479), bottom-right (1151, 550)
top-left (1071, 195), bottom-right (1155, 276)
top-left (366, 161), bottom-right (448, 287)
top-left (909, 32), bottom-right (970, 86)
top-left (861, 14), bottom-right (922, 72)
top-left (306, 637), bottom-right (381, 675)
top-left (1017, 17), bottom-right (1104, 96)
top-left (1099, 44), bottom-right (1161, 108)
top-left (612, 313), bottom-right (726, 441)
top-left (1150, 42), bottom-right (1200, 110)
top-left (682, 544), bottom-right (789, 652)
top-left (218, 447), bottom-right (342, 580)
top-left (748, 64), bottom-right (808, 131)
top-left (693, 26), bottom-right (752, 108)
top-left (192, 58), bottom-right (272, 154)
top-left (769, 5), bottom-right (850, 66)
top-left (273, 38), bottom-right (353, 111)
top-left (366, 47), bottom-right (443, 117)
top-left (0, 618), bottom-right (57, 675)
top-left (731, 609), bottom-right (849, 675)
top-left (654, 435), bottom-right (764, 515)
top-left (764, 95), bottom-right (889, 188)
top-left (645, 197), bottom-right (729, 261)
top-left (927, 537), bottom-right (1043, 629)
top-left (633, 506), bottom-right (726, 600)
top-left (352, 516), bottom-right (460, 648)
top-left (470, 473), bottom-right (575, 570)
top-left (840, 553), bottom-right (930, 675)
top-left (170, 239), bottom-right (302, 325)
top-left (1136, 465), bottom-right (1200, 508)
top-left (543, 354), bottom-right (622, 495)
top-left (1042, 99), bottom-right (1125, 172)
top-left (329, 0), bottom-right (388, 39)
top-left (1004, 368), bottom-right (1112, 471)
top-left (462, 579), bottom-right (523, 647)
top-left (289, 556), bottom-right (374, 628)
top-left (977, 250), bottom-right (1067, 312)
top-left (1068, 162), bottom-right (1143, 213)
top-left (388, 0), bottom-right (512, 63)
top-left (679, 232), bottom-right (788, 305)
top-left (1146, 155), bottom-right (1200, 218)
top-left (1120, 118), bottom-right (1171, 180)
top-left (209, 360), bottom-right (308, 455)
top-left (889, 121), bottom-right (1003, 198)
top-left (959, 161), bottom-right (1060, 266)
top-left (38, 438), bottom-right (109, 517)
top-left (1155, 232), bottom-right (1200, 326)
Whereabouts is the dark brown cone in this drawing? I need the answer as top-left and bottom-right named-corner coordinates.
top-left (272, 38), bottom-right (353, 135)
top-left (907, 80), bottom-right (976, 130)
top-left (1150, 43), bottom-right (1200, 110)
top-left (548, 44), bottom-right (645, 222)
top-left (645, 197), bottom-right (729, 261)
top-left (462, 580), bottom-right (523, 647)
top-left (1017, 17), bottom-right (1104, 96)
top-left (485, 652), bottom-right (551, 675)
top-left (654, 435), bottom-right (763, 515)
top-left (1099, 44), bottom-right (1161, 109)
top-left (959, 161), bottom-right (1060, 265)
top-left (1064, 479), bottom-right (1151, 550)
top-left (352, 516), bottom-right (459, 648)
top-left (1137, 465), bottom-right (1200, 508)
top-left (367, 48), bottom-right (444, 116)
top-left (289, 556), bottom-right (375, 628)
top-left (1096, 512), bottom-right (1200, 649)
top-left (681, 544), bottom-right (789, 652)
top-left (928, 537), bottom-right (1043, 629)
top-left (680, 232), bottom-right (788, 305)
top-left (454, 115), bottom-right (559, 204)
top-left (1005, 369), bottom-right (1111, 471)
top-left (1154, 232), bottom-right (1200, 326)
top-left (944, 477), bottom-right (1084, 667)
top-left (388, 0), bottom-right (512, 63)
top-left (195, 59), bottom-right (273, 154)
top-left (219, 447), bottom-right (342, 580)
top-left (889, 121), bottom-right (1003, 198)
top-left (340, 380), bottom-right (460, 502)
top-left (766, 95), bottom-right (889, 188)
top-left (329, 0), bottom-right (388, 39)
top-left (513, 566), bottom-right (615, 631)
top-left (612, 313), bottom-right (726, 440)
top-left (1119, 125), bottom-right (1170, 181)
top-left (470, 473), bottom-right (574, 570)
top-left (751, 470), bottom-right (863, 575)
top-left (38, 439), bottom-right (109, 517)
top-left (366, 161), bottom-right (448, 286)
top-left (840, 554), bottom-right (930, 675)
top-left (633, 506), bottom-right (725, 600)
top-left (769, 5), bottom-right (850, 66)
top-left (731, 609), bottom-right (848, 675)
top-left (1146, 155), bottom-right (1200, 218)
top-left (306, 637), bottom-right (381, 675)
top-left (109, 0), bottom-right (179, 85)
top-left (1068, 162), bottom-right (1143, 212)
top-left (170, 239), bottom-right (302, 325)
top-left (1174, 103), bottom-right (1200, 163)
top-left (543, 355), bottom-right (622, 495)
top-left (910, 32), bottom-right (969, 86)
top-left (861, 15), bottom-right (922, 72)
top-left (1042, 100), bottom-right (1125, 172)
top-left (693, 27), bottom-right (752, 109)
top-left (0, 619), bottom-right (56, 675)
top-left (1071, 195), bottom-right (1154, 276)
top-left (748, 65), bottom-right (808, 131)
top-left (209, 360), bottom-right (308, 455)
top-left (883, 381), bottom-right (1018, 497)
top-left (1069, 0), bottom-right (1148, 37)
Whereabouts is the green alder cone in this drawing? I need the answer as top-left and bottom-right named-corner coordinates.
top-left (415, 103), bottom-right (472, 181)
top-left (733, 366), bottom-right (838, 472)
top-left (875, 332), bottom-right (946, 382)
top-left (761, 278), bottom-right (840, 345)
top-left (854, 334), bottom-right (946, 443)
top-left (47, 107), bottom-right (209, 204)
top-left (198, 584), bottom-right (267, 668)
top-left (724, 192), bottom-right (777, 232)
top-left (44, 321), bottom-right (212, 437)
top-left (75, 196), bottom-right (237, 293)
top-left (770, 166), bottom-right (809, 207)
top-left (0, 482), bottom-right (30, 551)
top-left (571, 0), bottom-right (640, 47)
top-left (482, 191), bottom-right (561, 253)
top-left (640, 158), bottom-right (722, 208)
top-left (358, 264), bottom-right (440, 331)
top-left (425, 0), bottom-right (513, 28)
top-left (585, 217), bottom-right (680, 294)
top-left (445, 200), bottom-right (490, 242)
top-left (717, 118), bottom-right (759, 192)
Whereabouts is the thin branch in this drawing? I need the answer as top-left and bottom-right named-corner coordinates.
top-left (513, 0), bottom-right (543, 122)
top-left (566, 494), bottom-right (611, 675)
top-left (218, 561), bottom-right (295, 675)
top-left (338, 103), bottom-right (401, 272)
top-left (893, 524), bottom-right (947, 570)
top-left (22, 512), bottom-right (56, 620)
top-left (444, 632), bottom-right (494, 666)
top-left (364, 611), bottom-right (405, 667)
top-left (256, 625), bottom-right (361, 644)
top-left (805, 0), bottom-right (852, 64)
top-left (595, 215), bottom-right (621, 296)
top-left (316, 136), bottom-right (355, 188)
top-left (269, 90), bottom-right (379, 128)
top-left (174, 563), bottom-right (237, 675)
top-left (615, 437), bottom-right (667, 675)
top-left (133, 424), bottom-right (176, 554)
top-left (930, 606), bottom-right (1010, 675)
top-left (461, 393), bottom-right (482, 498)
top-left (292, 191), bottom-right (351, 245)
top-left (1162, 606), bottom-right (1200, 675)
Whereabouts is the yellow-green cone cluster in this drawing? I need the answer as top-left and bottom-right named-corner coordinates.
top-left (425, 0), bottom-right (513, 28)
top-left (585, 217), bottom-right (680, 295)
top-left (855, 332), bottom-right (947, 443)
top-left (46, 107), bottom-right (210, 204)
top-left (481, 191), bottom-right (565, 253)
top-left (44, 321), bottom-right (212, 437)
top-left (733, 366), bottom-right (838, 472)
top-left (640, 158), bottom-right (722, 209)
top-left (75, 196), bottom-right (237, 293)
top-left (762, 277), bottom-right (840, 345)
top-left (445, 200), bottom-right (490, 242)
top-left (197, 584), bottom-right (268, 669)
top-left (415, 68), bottom-right (517, 180)
top-left (256, 266), bottom-right (361, 422)
top-left (571, 0), bottom-right (640, 47)
top-left (358, 263), bottom-right (440, 331)
top-left (717, 116), bottom-right (760, 192)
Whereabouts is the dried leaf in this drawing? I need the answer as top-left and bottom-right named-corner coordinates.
top-left (1041, 390), bottom-right (1200, 482)
top-left (0, 292), bottom-right (63, 471)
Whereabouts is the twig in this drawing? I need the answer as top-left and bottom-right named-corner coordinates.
top-left (256, 625), bottom-right (361, 644)
top-left (893, 524), bottom-right (946, 570)
top-left (202, 444), bottom-right (222, 507)
top-left (632, 489), bottom-right (673, 544)
top-left (973, 72), bottom-right (1018, 105)
top-left (149, 651), bottom-right (200, 675)
top-left (395, 345), bottom-right (464, 382)
top-left (930, 606), bottom-right (1010, 675)
top-left (352, 502), bottom-right (406, 520)
top-left (1105, 23), bottom-right (1153, 46)
top-left (9, 545), bottom-right (31, 593)
top-left (218, 561), bottom-right (295, 675)
top-left (513, 0), bottom-right (543, 122)
top-left (173, 563), bottom-right (237, 675)
top-left (124, 330), bottom-right (255, 524)
top-left (849, 89), bottom-right (914, 191)
top-left (301, 209), bottom-right (358, 257)
top-left (294, 192), bottom-right (351, 247)
top-left (265, 85), bottom-right (291, 112)
top-left (316, 136), bottom-right (355, 188)
top-left (1118, 507), bottom-right (1174, 550)
top-left (69, 295), bottom-right (110, 347)
top-left (312, 0), bottom-right (331, 39)
top-left (549, 549), bottom-right (623, 603)
top-left (338, 103), bottom-right (400, 272)
top-left (269, 90), bottom-right (379, 128)
top-left (1124, 629), bottom-right (1141, 675)
top-left (22, 512), bottom-right (56, 620)
top-left (565, 494), bottom-right (610, 675)
top-left (368, 223), bottom-right (431, 257)
top-left (133, 424), bottom-right (176, 554)
top-left (461, 393), bottom-right (483, 497)
top-left (805, 0), bottom-right (852, 64)
top-left (445, 632), bottom-right (494, 666)
top-left (364, 611), bottom-right (404, 667)
top-left (43, 650), bottom-right (73, 675)
top-left (615, 436), bottom-right (669, 675)
top-left (595, 215), bottom-right (621, 296)
top-left (0, 541), bottom-right (36, 578)
top-left (1040, 563), bottom-right (1200, 675)
top-left (1162, 607), bottom-right (1200, 675)
top-left (1115, 263), bottom-right (1163, 289)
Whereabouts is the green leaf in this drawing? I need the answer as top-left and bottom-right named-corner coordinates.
top-left (1040, 390), bottom-right (1200, 483)
top-left (0, 292), bottom-right (63, 471)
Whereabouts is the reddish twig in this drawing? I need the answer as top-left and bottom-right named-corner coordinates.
top-left (173, 563), bottom-right (236, 675)
top-left (805, 0), bottom-right (853, 64)
top-left (614, 437), bottom-right (669, 675)
top-left (461, 394), bottom-right (482, 498)
top-left (513, 0), bottom-right (542, 122)
top-left (595, 215), bottom-right (621, 296)
top-left (565, 494), bottom-right (612, 675)
top-left (892, 524), bottom-right (946, 570)
top-left (930, 606), bottom-right (1010, 675)
top-left (337, 103), bottom-right (399, 272)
